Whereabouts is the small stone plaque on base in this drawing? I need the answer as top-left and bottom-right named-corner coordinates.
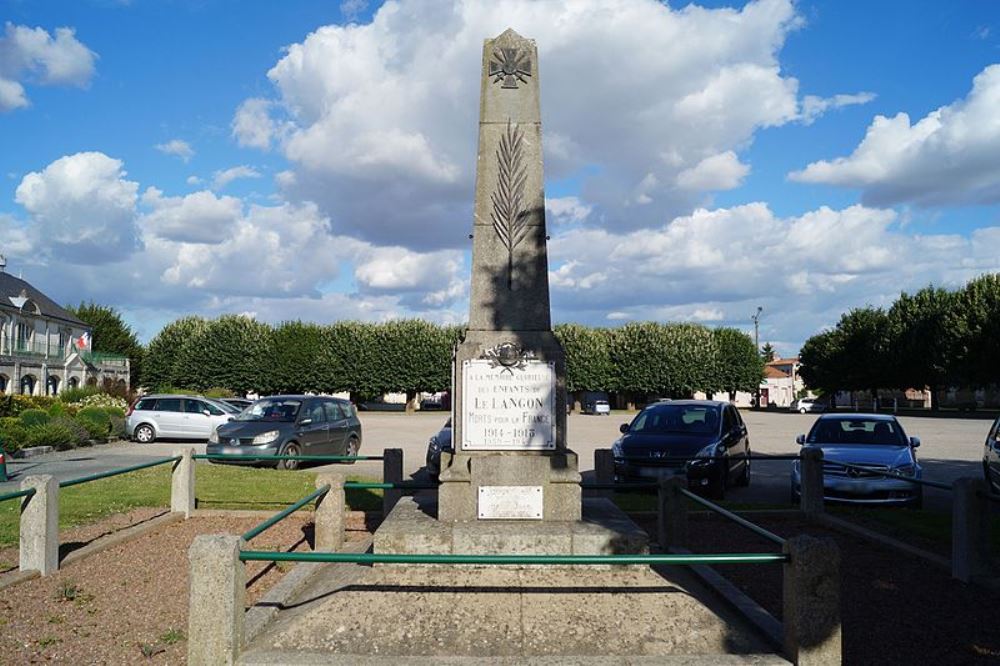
top-left (478, 485), bottom-right (543, 520)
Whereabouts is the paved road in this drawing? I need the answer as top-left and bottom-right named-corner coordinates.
top-left (3, 410), bottom-right (990, 512)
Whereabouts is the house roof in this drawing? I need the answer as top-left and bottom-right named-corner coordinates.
top-left (0, 272), bottom-right (88, 327)
top-left (763, 365), bottom-right (790, 379)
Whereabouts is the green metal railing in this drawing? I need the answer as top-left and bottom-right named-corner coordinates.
top-left (242, 484), bottom-right (330, 542)
top-left (238, 551), bottom-right (789, 566)
top-left (679, 488), bottom-right (786, 546)
top-left (344, 481), bottom-right (438, 490)
top-left (59, 456), bottom-right (181, 489)
top-left (193, 454), bottom-right (383, 462)
top-left (0, 486), bottom-right (36, 503)
top-left (614, 453), bottom-right (802, 465)
top-left (79, 351), bottom-right (129, 367)
top-left (832, 461), bottom-right (952, 490)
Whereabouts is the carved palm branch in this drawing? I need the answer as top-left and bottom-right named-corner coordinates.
top-left (491, 120), bottom-right (530, 289)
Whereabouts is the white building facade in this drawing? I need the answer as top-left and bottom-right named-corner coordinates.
top-left (0, 270), bottom-right (129, 395)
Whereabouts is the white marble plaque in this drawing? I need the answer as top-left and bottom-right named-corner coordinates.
top-left (462, 359), bottom-right (556, 450)
top-left (478, 485), bottom-right (543, 520)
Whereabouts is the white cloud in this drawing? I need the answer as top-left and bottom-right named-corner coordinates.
top-left (141, 188), bottom-right (243, 244)
top-left (154, 139), bottom-right (195, 162)
top-left (340, 0), bottom-right (368, 23)
top-left (0, 23), bottom-right (97, 112)
top-left (545, 197), bottom-right (592, 225)
top-left (186, 175), bottom-right (203, 186)
top-left (235, 0), bottom-right (852, 248)
top-left (14, 152), bottom-right (140, 264)
top-left (211, 165), bottom-right (262, 191)
top-left (798, 91), bottom-right (876, 125)
top-left (676, 151), bottom-right (750, 191)
top-left (789, 64), bottom-right (1000, 206)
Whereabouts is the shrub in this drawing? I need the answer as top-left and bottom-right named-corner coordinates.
top-left (73, 394), bottom-right (128, 412)
top-left (76, 407), bottom-right (111, 439)
top-left (204, 387), bottom-right (235, 399)
top-left (25, 422), bottom-right (77, 451)
top-left (58, 386), bottom-right (100, 404)
top-left (20, 409), bottom-right (51, 427)
top-left (0, 417), bottom-right (29, 453)
top-left (1, 395), bottom-right (56, 418)
top-left (109, 415), bottom-right (127, 440)
top-left (48, 402), bottom-right (66, 418)
top-left (51, 416), bottom-right (89, 447)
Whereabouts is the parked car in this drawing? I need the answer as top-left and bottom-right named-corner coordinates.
top-left (425, 418), bottom-right (453, 479)
top-left (612, 400), bottom-right (750, 499)
top-left (126, 394), bottom-right (236, 443)
top-left (791, 413), bottom-right (922, 507)
top-left (983, 415), bottom-right (1000, 493)
top-left (207, 395), bottom-right (362, 470)
top-left (221, 397), bottom-right (253, 411)
top-left (582, 399), bottom-right (611, 416)
top-left (790, 398), bottom-right (825, 414)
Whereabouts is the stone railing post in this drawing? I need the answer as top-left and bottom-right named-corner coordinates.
top-left (382, 448), bottom-right (403, 517)
top-left (783, 535), bottom-right (841, 665)
top-left (594, 449), bottom-right (614, 499)
top-left (171, 447), bottom-right (196, 518)
top-left (314, 472), bottom-right (346, 552)
top-left (188, 534), bottom-right (244, 666)
top-left (657, 476), bottom-right (687, 551)
top-left (20, 474), bottom-right (59, 576)
top-left (800, 447), bottom-right (825, 516)
top-left (952, 477), bottom-right (990, 583)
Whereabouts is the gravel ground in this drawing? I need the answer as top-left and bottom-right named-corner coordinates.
top-left (642, 513), bottom-right (1000, 665)
top-left (0, 512), bottom-right (371, 664)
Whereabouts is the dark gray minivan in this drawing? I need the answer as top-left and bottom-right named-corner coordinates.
top-left (208, 395), bottom-right (362, 470)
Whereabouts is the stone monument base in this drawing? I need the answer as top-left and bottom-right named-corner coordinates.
top-left (374, 495), bottom-right (647, 561)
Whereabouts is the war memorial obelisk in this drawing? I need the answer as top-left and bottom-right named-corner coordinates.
top-left (376, 29), bottom-right (644, 555)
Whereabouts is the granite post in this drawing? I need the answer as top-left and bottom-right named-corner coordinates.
top-left (439, 28), bottom-right (580, 523)
top-left (188, 534), bottom-right (245, 665)
top-left (171, 447), bottom-right (196, 518)
top-left (783, 535), bottom-right (842, 665)
top-left (382, 448), bottom-right (404, 517)
top-left (315, 472), bottom-right (346, 552)
top-left (951, 477), bottom-right (991, 583)
top-left (19, 474), bottom-right (59, 575)
top-left (657, 476), bottom-right (688, 551)
top-left (799, 447), bottom-right (825, 516)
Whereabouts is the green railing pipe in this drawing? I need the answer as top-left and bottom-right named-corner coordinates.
top-left (59, 456), bottom-right (182, 489)
top-left (343, 481), bottom-right (439, 490)
top-left (679, 488), bottom-right (786, 546)
top-left (0, 487), bottom-right (36, 503)
top-left (193, 454), bottom-right (382, 462)
top-left (241, 484), bottom-right (331, 542)
top-left (833, 462), bottom-right (952, 490)
top-left (614, 454), bottom-right (802, 464)
top-left (238, 550), bottom-right (789, 566)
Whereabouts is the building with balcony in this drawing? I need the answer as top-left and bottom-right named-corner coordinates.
top-left (0, 268), bottom-right (130, 395)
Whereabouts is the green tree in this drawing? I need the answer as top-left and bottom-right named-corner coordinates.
top-left (67, 302), bottom-right (144, 387)
top-left (555, 323), bottom-right (615, 408)
top-left (143, 316), bottom-right (207, 390)
top-left (175, 315), bottom-right (271, 394)
top-left (955, 274), bottom-right (1000, 389)
top-left (799, 329), bottom-right (843, 394)
top-left (712, 327), bottom-right (764, 400)
top-left (835, 307), bottom-right (893, 394)
top-left (263, 321), bottom-right (328, 394)
top-left (760, 342), bottom-right (776, 362)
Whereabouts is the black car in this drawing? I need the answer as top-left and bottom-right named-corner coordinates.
top-left (984, 415), bottom-right (1000, 493)
top-left (612, 400), bottom-right (750, 498)
top-left (425, 418), bottom-right (452, 479)
top-left (207, 395), bottom-right (362, 470)
top-left (221, 397), bottom-right (253, 411)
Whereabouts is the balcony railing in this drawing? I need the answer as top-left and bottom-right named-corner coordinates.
top-left (8, 340), bottom-right (68, 361)
top-left (80, 351), bottom-right (130, 367)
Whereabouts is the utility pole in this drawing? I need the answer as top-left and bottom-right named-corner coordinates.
top-left (751, 306), bottom-right (763, 353)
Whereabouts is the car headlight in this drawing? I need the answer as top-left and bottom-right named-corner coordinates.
top-left (694, 442), bottom-right (724, 459)
top-left (893, 463), bottom-right (916, 477)
top-left (612, 441), bottom-right (623, 458)
top-left (428, 436), bottom-right (441, 451)
top-left (208, 428), bottom-right (219, 444)
top-left (252, 430), bottom-right (280, 445)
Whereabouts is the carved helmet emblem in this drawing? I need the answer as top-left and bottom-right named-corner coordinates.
top-left (489, 48), bottom-right (532, 89)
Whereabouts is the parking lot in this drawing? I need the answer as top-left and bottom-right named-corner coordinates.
top-left (4, 409), bottom-right (990, 512)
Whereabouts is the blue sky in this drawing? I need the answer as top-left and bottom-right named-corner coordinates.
top-left (1, 0), bottom-right (999, 354)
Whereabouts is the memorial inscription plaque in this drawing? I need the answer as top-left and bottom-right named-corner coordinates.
top-left (462, 358), bottom-right (556, 450)
top-left (478, 485), bottom-right (544, 520)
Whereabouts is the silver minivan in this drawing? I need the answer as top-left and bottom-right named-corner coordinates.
top-left (126, 394), bottom-right (237, 443)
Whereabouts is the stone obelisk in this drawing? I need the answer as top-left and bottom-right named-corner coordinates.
top-left (438, 28), bottom-right (581, 522)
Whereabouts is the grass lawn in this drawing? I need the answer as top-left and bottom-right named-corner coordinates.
top-left (0, 462), bottom-right (381, 548)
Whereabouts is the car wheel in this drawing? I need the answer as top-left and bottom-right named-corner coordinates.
top-left (707, 467), bottom-right (726, 500)
top-left (799, 408), bottom-right (807, 414)
top-left (735, 455), bottom-right (751, 487)
top-left (278, 442), bottom-right (301, 471)
top-left (344, 437), bottom-right (360, 463)
top-left (134, 424), bottom-right (155, 444)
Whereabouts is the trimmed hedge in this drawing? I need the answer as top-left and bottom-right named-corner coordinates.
top-left (19, 409), bottom-right (51, 427)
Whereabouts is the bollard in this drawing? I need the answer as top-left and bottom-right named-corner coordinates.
top-left (314, 472), bottom-right (346, 552)
top-left (799, 447), bottom-right (825, 516)
top-left (20, 475), bottom-right (59, 575)
top-left (171, 447), bottom-right (196, 518)
top-left (657, 475), bottom-right (687, 551)
top-left (382, 448), bottom-right (403, 517)
top-left (594, 449), bottom-right (614, 499)
top-left (783, 535), bottom-right (841, 665)
top-left (188, 534), bottom-right (245, 666)
top-left (952, 477), bottom-right (991, 583)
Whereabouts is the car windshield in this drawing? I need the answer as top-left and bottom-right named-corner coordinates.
top-left (807, 418), bottom-right (906, 446)
top-left (628, 404), bottom-right (720, 435)
top-left (213, 400), bottom-right (240, 414)
top-left (237, 398), bottom-right (301, 422)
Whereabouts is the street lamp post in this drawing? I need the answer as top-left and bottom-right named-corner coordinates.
top-left (751, 306), bottom-right (763, 408)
